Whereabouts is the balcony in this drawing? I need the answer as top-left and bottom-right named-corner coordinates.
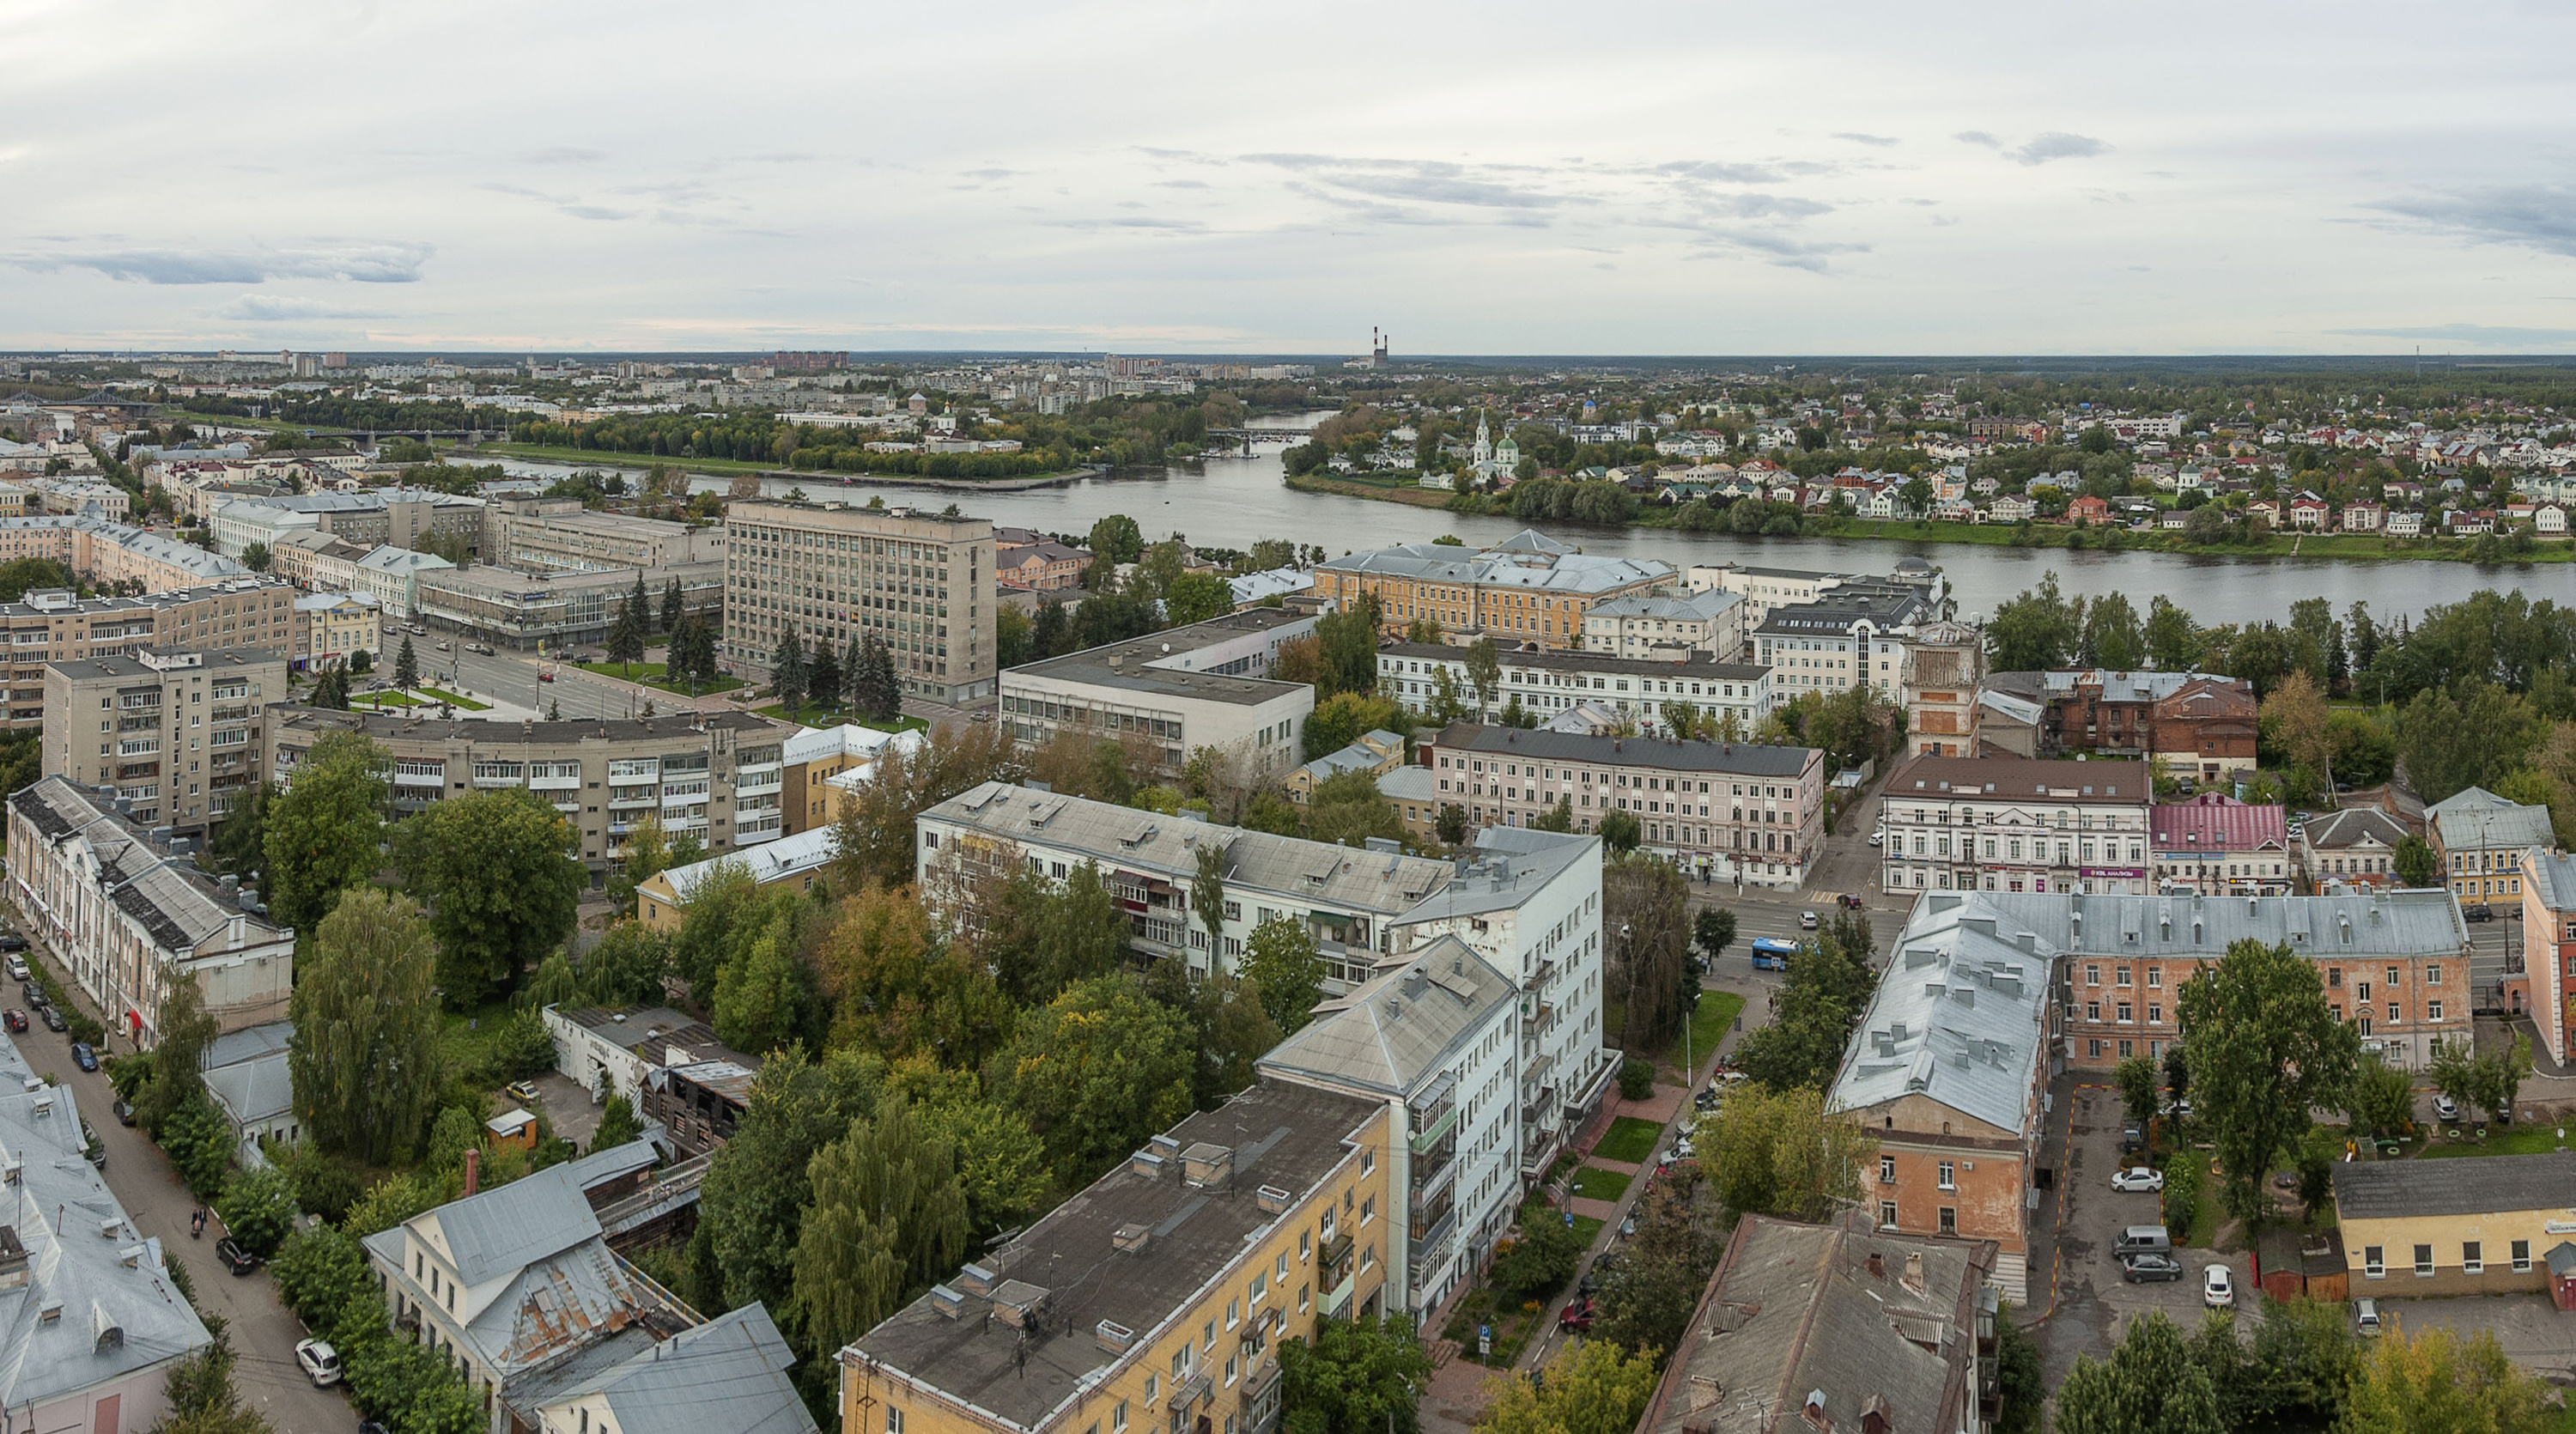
top-left (1407, 1104), bottom-right (1458, 1156)
top-left (1320, 1271), bottom-right (1356, 1322)
top-left (1408, 1203), bottom-right (1459, 1262)
top-left (608, 789), bottom-right (660, 811)
top-left (527, 773), bottom-right (581, 791)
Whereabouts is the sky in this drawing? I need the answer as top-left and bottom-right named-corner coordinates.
top-left (9, 0), bottom-right (2576, 355)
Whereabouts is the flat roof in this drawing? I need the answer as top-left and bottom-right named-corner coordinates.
top-left (2336, 1150), bottom-right (2576, 1220)
top-left (1379, 642), bottom-right (1766, 684)
top-left (1007, 609), bottom-right (1314, 708)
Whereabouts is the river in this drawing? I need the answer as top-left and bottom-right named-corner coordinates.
top-left (491, 412), bottom-right (2575, 625)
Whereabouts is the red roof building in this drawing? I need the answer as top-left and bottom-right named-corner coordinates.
top-left (2150, 793), bottom-right (2291, 895)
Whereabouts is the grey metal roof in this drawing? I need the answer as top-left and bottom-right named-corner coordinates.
top-left (1005, 609), bottom-right (1314, 708)
top-left (1826, 895), bottom-right (2054, 1133)
top-left (1393, 827), bottom-right (1598, 927)
top-left (1256, 935), bottom-right (1513, 1097)
top-left (2301, 807), bottom-right (2410, 853)
top-left (2530, 851), bottom-right (2576, 913)
top-left (925, 782), bottom-right (1455, 916)
top-left (203, 1049), bottom-right (292, 1126)
top-left (1584, 589), bottom-right (1743, 623)
top-left (1317, 531), bottom-right (1672, 595)
top-left (1431, 722), bottom-right (1819, 777)
top-left (2335, 1150), bottom-right (2576, 1221)
top-left (1930, 888), bottom-right (2467, 963)
top-left (1378, 642), bottom-right (1767, 684)
top-left (1886, 755), bottom-right (2145, 803)
top-left (422, 1162), bottom-right (604, 1288)
top-left (658, 825), bottom-right (837, 904)
top-left (2427, 787), bottom-right (2556, 852)
top-left (6, 778), bottom-right (287, 957)
top-left (578, 1304), bottom-right (815, 1434)
top-left (1753, 587), bottom-right (1929, 636)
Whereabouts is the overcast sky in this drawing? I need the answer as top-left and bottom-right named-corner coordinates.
top-left (10, 0), bottom-right (2576, 355)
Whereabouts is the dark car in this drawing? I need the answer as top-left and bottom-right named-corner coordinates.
top-left (2122, 1252), bottom-right (2186, 1283)
top-left (2, 1011), bottom-right (23, 1034)
top-left (359, 1421), bottom-right (391, 1434)
top-left (0, 934), bottom-right (27, 952)
top-left (216, 1237), bottom-right (260, 1276)
top-left (20, 981), bottom-right (44, 1006)
top-left (39, 1006), bottom-right (65, 1033)
top-left (69, 1042), bottom-right (95, 1072)
top-left (2465, 903), bottom-right (2495, 922)
top-left (112, 1097), bottom-right (133, 1126)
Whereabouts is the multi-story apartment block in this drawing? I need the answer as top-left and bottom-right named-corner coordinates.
top-left (44, 647), bottom-right (288, 835)
top-left (6, 776), bottom-right (295, 1042)
top-left (1313, 529), bottom-right (1671, 652)
top-left (264, 708), bottom-right (791, 876)
top-left (1386, 827), bottom-right (1610, 1183)
top-left (723, 500), bottom-right (997, 705)
top-left (0, 580), bottom-right (299, 728)
top-left (208, 488), bottom-right (484, 561)
top-left (1880, 756), bottom-right (2154, 897)
top-left (1753, 585), bottom-right (1933, 702)
top-left (290, 592), bottom-right (382, 671)
top-left (413, 561), bottom-right (723, 651)
top-left (481, 496), bottom-right (720, 574)
top-left (1579, 588), bottom-right (1746, 661)
top-left (2149, 793), bottom-right (2292, 895)
top-left (1000, 610), bottom-right (1316, 781)
top-left (1376, 641), bottom-right (1770, 737)
top-left (2428, 786), bottom-right (2555, 909)
top-left (2517, 850), bottom-right (2576, 1064)
top-left (0, 516), bottom-right (248, 589)
top-left (918, 781), bottom-right (1456, 989)
top-left (1829, 891), bottom-right (2055, 1299)
top-left (353, 545), bottom-right (454, 621)
top-left (841, 1081), bottom-right (1393, 1434)
top-left (1425, 723), bottom-right (1826, 889)
top-left (1684, 562), bottom-right (1857, 627)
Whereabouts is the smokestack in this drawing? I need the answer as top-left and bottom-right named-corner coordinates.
top-left (462, 1147), bottom-right (479, 1197)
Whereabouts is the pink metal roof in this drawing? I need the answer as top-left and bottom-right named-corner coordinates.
top-left (2152, 793), bottom-right (2287, 852)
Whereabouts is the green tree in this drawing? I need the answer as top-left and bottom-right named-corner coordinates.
top-left (1087, 513), bottom-right (1144, 565)
top-left (1279, 1316), bottom-right (1434, 1434)
top-left (1589, 1162), bottom-right (1722, 1361)
top-left (1596, 809), bottom-right (1641, 854)
top-left (1733, 921), bottom-right (1876, 1092)
top-left (1302, 690), bottom-right (1404, 761)
top-left (241, 542), bottom-right (271, 573)
top-left (606, 593), bottom-right (646, 671)
top-left (2393, 834), bottom-right (2438, 888)
top-left (987, 975), bottom-right (1196, 1185)
top-left (2114, 1052), bottom-right (2161, 1137)
top-left (793, 1091), bottom-right (970, 1363)
top-left (393, 635), bottom-right (418, 690)
top-left (1315, 599), bottom-right (1380, 696)
top-left (392, 788), bottom-right (584, 1007)
top-left (2346, 1322), bottom-right (2550, 1434)
top-left (1434, 803), bottom-right (1467, 846)
top-left (592, 1091), bottom-right (644, 1151)
top-left (606, 811), bottom-right (676, 917)
top-left (1473, 1339), bottom-right (1659, 1434)
top-left (141, 973), bottom-right (221, 1135)
top-left (1190, 843), bottom-right (1229, 960)
top-left (1987, 571), bottom-right (2081, 671)
top-left (158, 1087), bottom-right (234, 1200)
top-left (713, 927), bottom-right (814, 1055)
top-left (1692, 906), bottom-right (1736, 966)
top-left (1164, 569), bottom-right (1234, 626)
top-left (2082, 591), bottom-right (2146, 670)
top-left (660, 577), bottom-right (683, 636)
top-left (289, 890), bottom-right (444, 1164)
top-left (2147, 595), bottom-right (2202, 671)
top-left (1239, 914), bottom-right (1326, 1034)
top-left (1698, 1084), bottom-right (1874, 1224)
top-left (2347, 1052), bottom-right (2415, 1138)
top-left (1462, 637), bottom-right (1503, 708)
top-left (806, 641), bottom-right (841, 714)
top-left (2054, 1311), bottom-right (2222, 1434)
top-left (1995, 1300), bottom-right (2044, 1433)
top-left (215, 1164), bottom-right (299, 1258)
top-left (696, 1045), bottom-right (884, 1323)
top-left (2177, 938), bottom-right (2362, 1224)
top-left (773, 631), bottom-right (808, 714)
top-left (202, 781), bottom-right (273, 879)
top-left (262, 730), bottom-right (386, 936)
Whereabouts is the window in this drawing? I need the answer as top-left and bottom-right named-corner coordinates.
top-left (2415, 1244), bottom-right (2434, 1277)
top-left (2146, 968), bottom-right (2161, 987)
top-left (2463, 1241), bottom-right (2483, 1275)
top-left (889, 1410), bottom-right (905, 1434)
top-left (1938, 1206), bottom-right (1957, 1235)
top-left (2086, 1001), bottom-right (2101, 1022)
top-left (1937, 1160), bottom-right (1955, 1189)
top-left (2364, 1245), bottom-right (2385, 1279)
top-left (2427, 1000), bottom-right (2443, 1022)
top-left (2427, 963), bottom-right (2442, 985)
top-left (1298, 1284), bottom-right (1310, 1312)
top-left (1880, 1156), bottom-right (1896, 1183)
top-left (2512, 1240), bottom-right (2531, 1273)
top-left (1116, 1402), bottom-right (1129, 1433)
top-left (1879, 1200), bottom-right (1897, 1228)
top-left (1361, 1195), bottom-right (1376, 1225)
top-left (2086, 963), bottom-right (2100, 987)
top-left (2386, 967), bottom-right (2401, 987)
top-left (2116, 965), bottom-right (2131, 986)
top-left (1300, 1231), bottom-right (1311, 1261)
top-left (1226, 1298), bottom-right (1240, 1329)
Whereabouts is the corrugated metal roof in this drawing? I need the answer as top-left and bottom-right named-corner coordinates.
top-left (1255, 934), bottom-right (1512, 1097)
top-left (2151, 794), bottom-right (2287, 852)
top-left (1826, 896), bottom-right (2053, 1133)
top-left (2427, 787), bottom-right (2556, 852)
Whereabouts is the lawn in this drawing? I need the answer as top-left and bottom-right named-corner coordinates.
top-left (753, 703), bottom-right (927, 733)
top-left (418, 686), bottom-right (490, 711)
top-left (1567, 1213), bottom-right (1605, 1245)
top-left (2414, 1125), bottom-right (2567, 1159)
top-left (1568, 1166), bottom-right (1632, 1202)
top-left (1662, 990), bottom-right (1747, 1078)
top-left (575, 660), bottom-right (745, 696)
top-left (351, 690), bottom-right (424, 708)
top-left (437, 1003), bottom-right (516, 1085)
top-left (1593, 1115), bottom-right (1662, 1165)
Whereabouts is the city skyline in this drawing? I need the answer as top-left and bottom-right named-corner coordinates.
top-left (9, 1), bottom-right (2576, 355)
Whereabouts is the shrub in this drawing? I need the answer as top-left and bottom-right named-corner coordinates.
top-left (1618, 1058), bottom-right (1656, 1102)
top-left (1488, 1203), bottom-right (1583, 1302)
top-left (2161, 1158), bottom-right (2202, 1239)
top-left (280, 1143), bottom-right (363, 1225)
top-left (216, 1164), bottom-right (299, 1258)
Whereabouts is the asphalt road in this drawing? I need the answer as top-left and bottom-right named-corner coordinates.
top-left (4, 929), bottom-right (353, 1433)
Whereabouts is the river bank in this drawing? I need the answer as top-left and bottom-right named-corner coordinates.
top-left (1293, 471), bottom-right (2576, 565)
top-left (475, 442), bottom-right (1107, 492)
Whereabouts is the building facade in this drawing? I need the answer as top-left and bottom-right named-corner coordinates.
top-left (1312, 529), bottom-right (1671, 652)
top-left (482, 496), bottom-right (720, 574)
top-left (2428, 786), bottom-right (2555, 908)
top-left (0, 580), bottom-right (298, 729)
top-left (1879, 756), bottom-right (2154, 897)
top-left (1376, 642), bottom-right (1771, 737)
top-left (999, 610), bottom-right (1316, 783)
top-left (1425, 722), bottom-right (1826, 889)
top-left (1905, 619), bottom-right (1988, 757)
top-left (5, 776), bottom-right (295, 1042)
top-left (2335, 1152), bottom-right (2576, 1298)
top-left (0, 515), bottom-right (249, 589)
top-left (1578, 588), bottom-right (1746, 661)
top-left (1752, 586), bottom-right (1932, 701)
top-left (44, 647), bottom-right (289, 835)
top-left (722, 500), bottom-right (998, 705)
top-left (412, 561), bottom-right (723, 651)
top-left (291, 592), bottom-right (382, 671)
top-left (2518, 850), bottom-right (2576, 1066)
top-left (2148, 793), bottom-right (2292, 895)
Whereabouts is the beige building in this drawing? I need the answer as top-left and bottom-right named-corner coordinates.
top-left (1905, 618), bottom-right (1987, 757)
top-left (412, 560), bottom-right (723, 651)
top-left (723, 500), bottom-right (998, 705)
top-left (483, 496), bottom-right (721, 574)
top-left (5, 775), bottom-right (295, 1042)
top-left (291, 592), bottom-right (382, 671)
top-left (44, 647), bottom-right (289, 836)
top-left (1000, 609), bottom-right (1318, 783)
top-left (0, 515), bottom-right (250, 590)
top-left (0, 580), bottom-right (299, 729)
top-left (1579, 588), bottom-right (1746, 660)
top-left (2336, 1151), bottom-right (2576, 1298)
top-left (265, 707), bottom-right (791, 877)
top-left (1314, 528), bottom-right (1671, 652)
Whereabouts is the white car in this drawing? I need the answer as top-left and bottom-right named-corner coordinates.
top-left (1868, 830), bottom-right (1884, 847)
top-left (2111, 1166), bottom-right (2166, 1193)
top-left (295, 1338), bottom-right (342, 1387)
top-left (2433, 1094), bottom-right (2460, 1122)
top-left (2203, 1264), bottom-right (2235, 1309)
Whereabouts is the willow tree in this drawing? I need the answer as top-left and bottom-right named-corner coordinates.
top-left (288, 887), bottom-right (443, 1165)
top-left (793, 1092), bottom-right (969, 1359)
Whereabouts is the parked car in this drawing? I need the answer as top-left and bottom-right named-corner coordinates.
top-left (80, 1120), bottom-right (102, 1168)
top-left (1799, 909), bottom-right (1820, 930)
top-left (2121, 1252), bottom-right (2185, 1284)
top-left (39, 1006), bottom-right (64, 1033)
top-left (504, 1080), bottom-right (540, 1104)
top-left (295, 1338), bottom-right (343, 1387)
top-left (468, 643), bottom-right (495, 656)
top-left (1868, 829), bottom-right (1883, 847)
top-left (1557, 1297), bottom-right (1595, 1333)
top-left (2203, 1264), bottom-right (2235, 1308)
top-left (69, 1042), bottom-right (95, 1072)
top-left (4, 957), bottom-right (24, 981)
top-left (2, 1011), bottom-right (24, 1035)
top-left (112, 1097), bottom-right (133, 1126)
top-left (2353, 1298), bottom-right (2382, 1337)
top-left (2434, 1094), bottom-right (2460, 1122)
top-left (2111, 1166), bottom-right (2166, 1193)
top-left (216, 1237), bottom-right (260, 1276)
top-left (0, 934), bottom-right (27, 952)
top-left (2465, 903), bottom-right (2494, 922)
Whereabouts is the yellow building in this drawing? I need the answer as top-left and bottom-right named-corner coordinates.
top-left (1311, 529), bottom-right (1671, 652)
top-left (293, 591), bottom-right (383, 671)
top-left (2335, 1150), bottom-right (2576, 1297)
top-left (841, 1081), bottom-right (1393, 1434)
top-left (1282, 729), bottom-right (1406, 805)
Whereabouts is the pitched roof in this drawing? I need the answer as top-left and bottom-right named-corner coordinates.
top-left (1431, 722), bottom-right (1817, 778)
top-left (1826, 895), bottom-right (2053, 1133)
top-left (1315, 532), bottom-right (1671, 595)
top-left (2335, 1150), bottom-right (2576, 1220)
top-left (2301, 807), bottom-right (2410, 853)
top-left (1256, 934), bottom-right (1512, 1097)
top-left (2151, 794), bottom-right (2287, 852)
top-left (2427, 787), bottom-right (2556, 851)
top-left (425, 1162), bottom-right (603, 1288)
top-left (570, 1304), bottom-right (815, 1434)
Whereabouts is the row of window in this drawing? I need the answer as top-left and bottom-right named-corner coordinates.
top-left (2361, 1240), bottom-right (2534, 1278)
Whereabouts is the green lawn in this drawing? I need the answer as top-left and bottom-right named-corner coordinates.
top-left (1593, 1116), bottom-right (1662, 1165)
top-left (575, 660), bottom-right (746, 696)
top-left (437, 1004), bottom-right (515, 1087)
top-left (352, 691), bottom-right (424, 708)
top-left (1664, 990), bottom-right (1747, 1077)
top-left (417, 686), bottom-right (490, 711)
top-left (1567, 1213), bottom-right (1605, 1245)
top-left (1569, 1166), bottom-right (1633, 1202)
top-left (753, 703), bottom-right (927, 733)
top-left (2415, 1126), bottom-right (2568, 1159)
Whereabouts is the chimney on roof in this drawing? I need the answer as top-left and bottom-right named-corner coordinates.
top-left (462, 1147), bottom-right (479, 1197)
top-left (1902, 1250), bottom-right (1925, 1293)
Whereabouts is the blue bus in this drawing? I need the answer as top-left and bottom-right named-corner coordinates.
top-left (1750, 938), bottom-right (1796, 971)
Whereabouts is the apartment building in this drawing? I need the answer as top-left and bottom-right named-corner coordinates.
top-left (5, 776), bottom-right (295, 1042)
top-left (0, 580), bottom-right (298, 728)
top-left (1829, 890), bottom-right (2056, 1299)
top-left (1313, 528), bottom-right (1671, 652)
top-left (482, 495), bottom-right (720, 574)
top-left (1684, 562), bottom-right (1858, 626)
top-left (2518, 851), bottom-right (2576, 1065)
top-left (0, 515), bottom-right (249, 589)
top-left (2428, 786), bottom-right (2555, 908)
top-left (723, 500), bottom-right (998, 705)
top-left (1425, 723), bottom-right (1826, 889)
top-left (1579, 588), bottom-right (1746, 661)
top-left (413, 561), bottom-right (723, 650)
top-left (1386, 826), bottom-right (1611, 1184)
top-left (2149, 793), bottom-right (2292, 895)
top-left (208, 488), bottom-right (484, 561)
top-left (841, 1080), bottom-right (1392, 1434)
top-left (353, 545), bottom-right (454, 621)
top-left (43, 647), bottom-right (289, 835)
top-left (917, 781), bottom-right (1456, 990)
top-left (1753, 586), bottom-right (1933, 701)
top-left (266, 708), bottom-right (791, 876)
top-left (291, 591), bottom-right (382, 670)
top-left (1376, 642), bottom-right (1771, 737)
top-left (1000, 610), bottom-right (1316, 781)
top-left (1879, 756), bottom-right (2154, 897)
